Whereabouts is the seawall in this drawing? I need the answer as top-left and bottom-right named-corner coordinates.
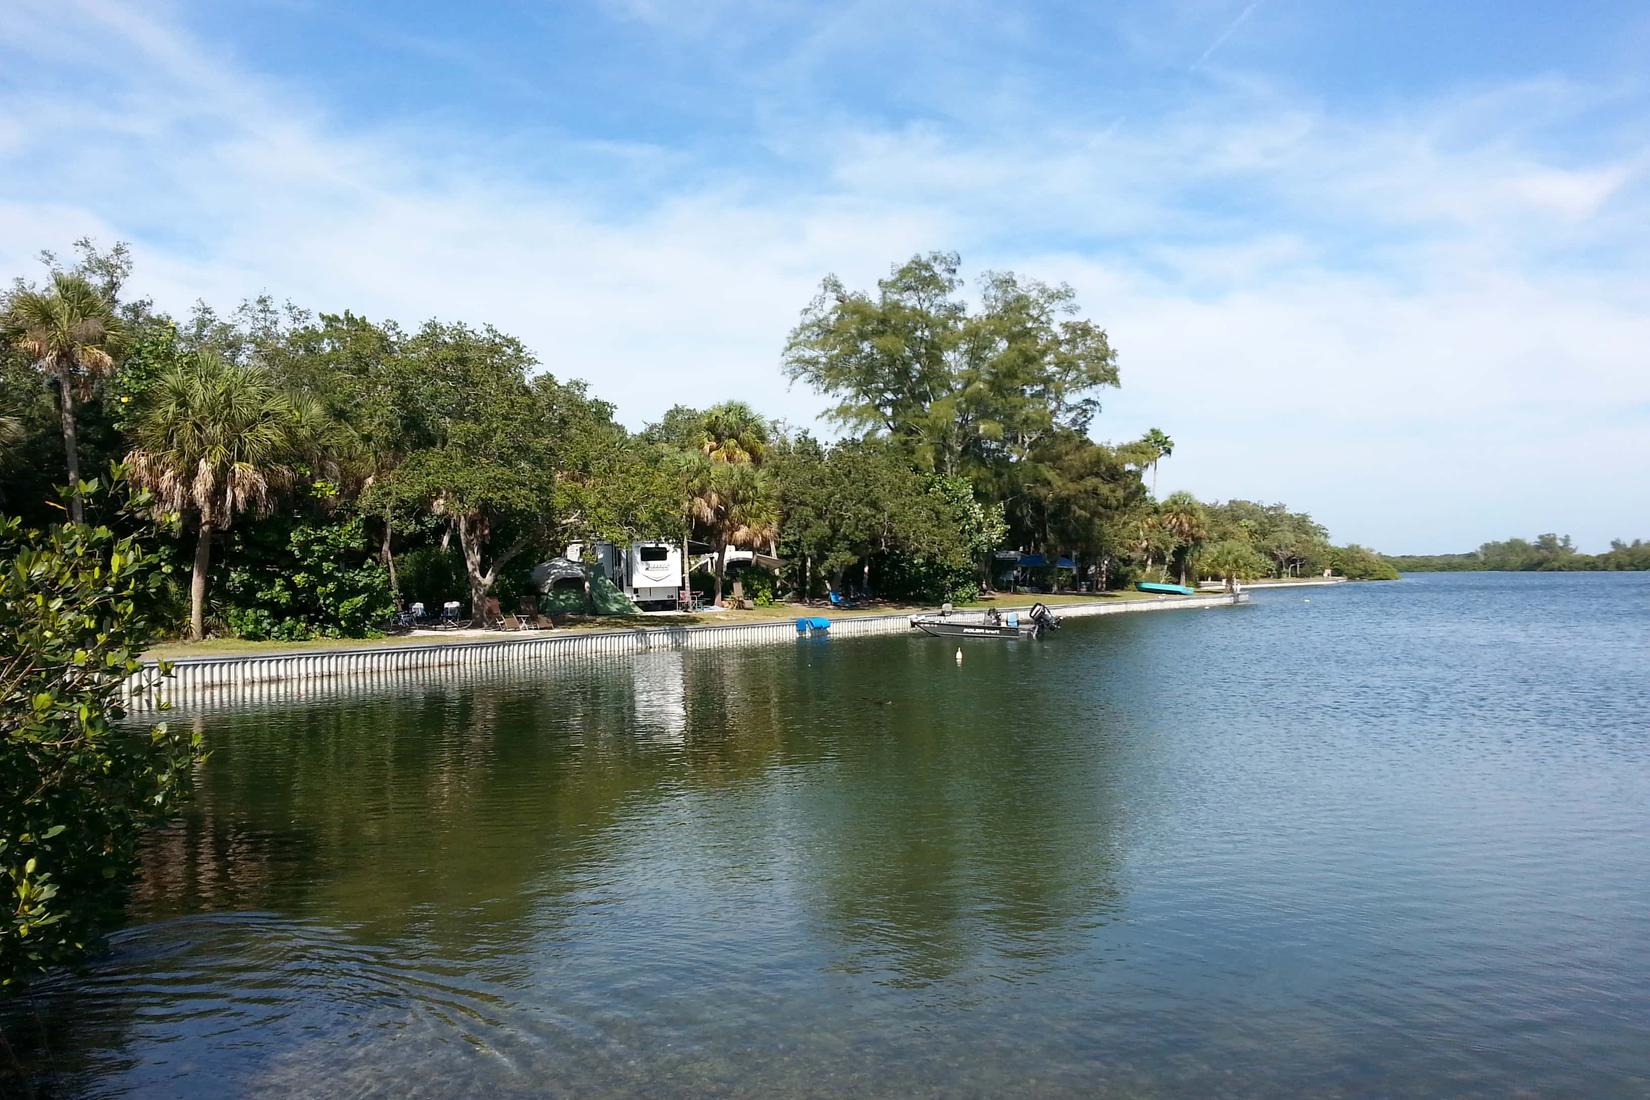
top-left (121, 592), bottom-right (1248, 710)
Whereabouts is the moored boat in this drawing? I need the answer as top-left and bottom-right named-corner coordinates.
top-left (910, 603), bottom-right (1060, 640)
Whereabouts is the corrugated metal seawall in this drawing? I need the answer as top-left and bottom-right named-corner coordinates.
top-left (121, 593), bottom-right (1247, 710)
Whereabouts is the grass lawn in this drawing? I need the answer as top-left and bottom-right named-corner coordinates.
top-left (142, 588), bottom-right (1194, 661)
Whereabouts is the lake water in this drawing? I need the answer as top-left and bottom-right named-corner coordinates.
top-left (6, 572), bottom-right (1650, 1097)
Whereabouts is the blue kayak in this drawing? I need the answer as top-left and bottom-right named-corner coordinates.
top-left (1136, 581), bottom-right (1197, 596)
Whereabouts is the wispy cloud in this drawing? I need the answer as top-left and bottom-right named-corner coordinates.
top-left (1192, 1), bottom-right (1261, 70)
top-left (1, 0), bottom-right (1647, 550)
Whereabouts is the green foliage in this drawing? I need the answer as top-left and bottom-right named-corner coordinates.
top-left (219, 515), bottom-right (393, 640)
top-left (1201, 499), bottom-right (1332, 579)
top-left (655, 402), bottom-right (780, 606)
top-left (371, 323), bottom-right (656, 616)
top-left (927, 474), bottom-right (1007, 562)
top-left (396, 546), bottom-right (468, 611)
top-left (783, 252), bottom-right (1119, 477)
top-left (1200, 539), bottom-right (1271, 584)
top-left (4, 237), bottom-right (1440, 666)
top-left (106, 319), bottom-right (188, 433)
top-left (124, 350), bottom-right (339, 639)
top-left (3, 270), bottom-right (125, 523)
top-left (873, 549), bottom-right (978, 604)
top-left (1388, 534), bottom-right (1650, 573)
top-left (1330, 544), bottom-right (1401, 581)
top-left (732, 566), bottom-right (779, 606)
top-left (773, 436), bottom-right (976, 601)
top-left (1, 485), bottom-right (201, 991)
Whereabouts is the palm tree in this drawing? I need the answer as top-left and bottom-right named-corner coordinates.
top-left (1200, 538), bottom-right (1268, 592)
top-left (686, 402), bottom-right (774, 606)
top-left (5, 273), bottom-right (124, 522)
top-left (689, 459), bottom-right (779, 607)
top-left (699, 400), bottom-right (770, 465)
top-left (1141, 427), bottom-right (1173, 496)
top-left (125, 353), bottom-right (304, 640)
top-left (1159, 490), bottom-right (1207, 585)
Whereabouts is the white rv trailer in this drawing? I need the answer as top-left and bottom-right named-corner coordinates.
top-left (624, 542), bottom-right (683, 609)
top-left (566, 540), bottom-right (684, 610)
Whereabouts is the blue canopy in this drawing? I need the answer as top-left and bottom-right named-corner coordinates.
top-left (1017, 554), bottom-right (1076, 569)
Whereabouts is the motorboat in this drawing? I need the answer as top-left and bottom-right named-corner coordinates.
top-left (910, 603), bottom-right (1060, 640)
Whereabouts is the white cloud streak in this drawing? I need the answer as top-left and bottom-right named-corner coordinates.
top-left (1193, 1), bottom-right (1260, 70)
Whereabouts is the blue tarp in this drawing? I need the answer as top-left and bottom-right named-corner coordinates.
top-left (1017, 555), bottom-right (1076, 569)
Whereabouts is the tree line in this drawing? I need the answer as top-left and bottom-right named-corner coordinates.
top-left (3, 243), bottom-right (1397, 646)
top-left (3, 241), bottom-right (1408, 991)
top-left (1388, 534), bottom-right (1650, 573)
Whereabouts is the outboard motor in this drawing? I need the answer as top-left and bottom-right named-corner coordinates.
top-left (1028, 602), bottom-right (1061, 635)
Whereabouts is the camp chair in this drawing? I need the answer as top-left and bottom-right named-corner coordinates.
top-left (828, 590), bottom-right (861, 609)
top-left (518, 597), bottom-right (553, 630)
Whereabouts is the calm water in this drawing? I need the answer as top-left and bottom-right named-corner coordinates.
top-left (6, 573), bottom-right (1650, 1098)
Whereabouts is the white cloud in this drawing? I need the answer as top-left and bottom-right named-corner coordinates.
top-left (2, 0), bottom-right (1646, 552)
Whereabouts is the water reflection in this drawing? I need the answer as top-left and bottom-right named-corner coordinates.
top-left (8, 575), bottom-right (1650, 1097)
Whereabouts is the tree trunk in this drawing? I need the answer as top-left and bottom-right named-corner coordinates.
top-left (713, 539), bottom-right (728, 607)
top-left (381, 506), bottom-right (401, 609)
top-left (190, 522), bottom-right (213, 641)
top-left (456, 514), bottom-right (492, 624)
top-left (57, 374), bottom-right (83, 524)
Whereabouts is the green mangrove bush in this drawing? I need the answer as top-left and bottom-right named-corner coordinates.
top-left (0, 493), bottom-right (201, 992)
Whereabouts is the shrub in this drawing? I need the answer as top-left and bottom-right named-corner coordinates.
top-left (1, 495), bottom-right (201, 991)
top-left (219, 515), bottom-right (394, 639)
top-left (732, 566), bottom-right (779, 606)
top-left (1330, 544), bottom-right (1401, 581)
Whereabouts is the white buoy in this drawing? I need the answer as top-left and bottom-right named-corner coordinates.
top-left (955, 647), bottom-right (964, 664)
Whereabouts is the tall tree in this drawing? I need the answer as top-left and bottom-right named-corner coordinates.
top-left (4, 273), bottom-right (124, 522)
top-left (783, 253), bottom-right (1119, 478)
top-left (124, 353), bottom-right (309, 639)
top-left (1012, 432), bottom-right (1148, 586)
top-left (1159, 491), bottom-right (1208, 585)
top-left (677, 402), bottom-right (777, 607)
top-left (1140, 427), bottom-right (1173, 495)
top-left (373, 322), bottom-right (646, 621)
top-left (1200, 539), bottom-right (1270, 592)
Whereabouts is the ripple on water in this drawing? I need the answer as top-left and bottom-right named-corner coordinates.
top-left (4, 573), bottom-right (1649, 1098)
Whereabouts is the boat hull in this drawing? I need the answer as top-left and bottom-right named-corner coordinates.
top-left (912, 619), bottom-right (1034, 640)
top-left (1135, 582), bottom-right (1196, 596)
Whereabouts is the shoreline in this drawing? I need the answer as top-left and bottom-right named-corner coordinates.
top-left (124, 591), bottom-right (1248, 708)
top-left (1235, 577), bottom-right (1351, 590)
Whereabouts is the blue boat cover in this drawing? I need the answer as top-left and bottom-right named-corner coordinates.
top-left (1017, 554), bottom-right (1076, 569)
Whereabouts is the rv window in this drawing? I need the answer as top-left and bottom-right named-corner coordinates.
top-left (639, 546), bottom-right (669, 562)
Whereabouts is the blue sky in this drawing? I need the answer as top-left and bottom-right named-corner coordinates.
top-left (3, 0), bottom-right (1647, 553)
